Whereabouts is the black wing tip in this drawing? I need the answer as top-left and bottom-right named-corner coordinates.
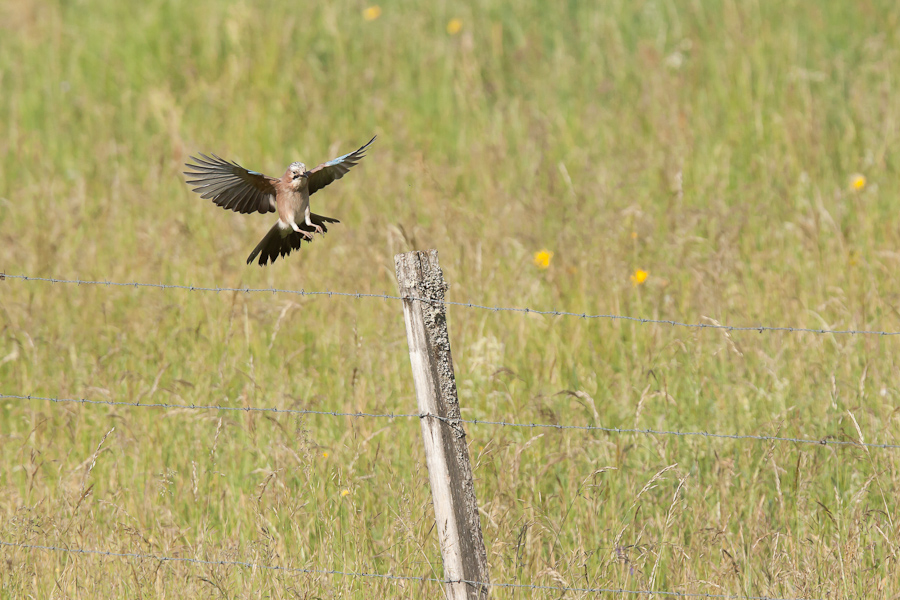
top-left (346, 136), bottom-right (377, 160)
top-left (358, 135), bottom-right (377, 153)
top-left (185, 152), bottom-right (235, 165)
top-left (184, 153), bottom-right (221, 170)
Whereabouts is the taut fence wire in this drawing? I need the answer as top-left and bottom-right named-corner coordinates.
top-left (4, 272), bottom-right (899, 337)
top-left (0, 540), bottom-right (822, 600)
top-left (3, 392), bottom-right (897, 450)
top-left (3, 264), bottom-right (897, 597)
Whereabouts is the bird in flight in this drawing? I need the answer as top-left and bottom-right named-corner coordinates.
top-left (184, 136), bottom-right (375, 266)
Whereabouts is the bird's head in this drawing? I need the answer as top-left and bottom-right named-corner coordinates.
top-left (287, 161), bottom-right (308, 188)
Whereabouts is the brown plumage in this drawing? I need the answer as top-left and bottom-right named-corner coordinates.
top-left (184, 136), bottom-right (375, 266)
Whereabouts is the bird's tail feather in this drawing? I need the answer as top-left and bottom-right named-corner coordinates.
top-left (246, 224), bottom-right (284, 266)
top-left (246, 213), bottom-right (340, 266)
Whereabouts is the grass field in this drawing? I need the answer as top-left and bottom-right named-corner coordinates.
top-left (2, 0), bottom-right (900, 597)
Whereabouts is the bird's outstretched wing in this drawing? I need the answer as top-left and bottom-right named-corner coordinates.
top-left (306, 136), bottom-right (376, 196)
top-left (184, 154), bottom-right (278, 214)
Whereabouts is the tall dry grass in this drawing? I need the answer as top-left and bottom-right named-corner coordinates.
top-left (1, 0), bottom-right (899, 597)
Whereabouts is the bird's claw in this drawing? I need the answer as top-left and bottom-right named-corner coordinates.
top-left (291, 223), bottom-right (316, 240)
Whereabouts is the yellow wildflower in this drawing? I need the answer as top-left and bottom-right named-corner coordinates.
top-left (322, 452), bottom-right (328, 458)
top-left (850, 174), bottom-right (866, 191)
top-left (533, 249), bottom-right (553, 269)
top-left (630, 269), bottom-right (648, 286)
top-left (447, 18), bottom-right (463, 35)
top-left (631, 231), bottom-right (638, 239)
top-left (340, 489), bottom-right (350, 497)
top-left (363, 5), bottom-right (381, 21)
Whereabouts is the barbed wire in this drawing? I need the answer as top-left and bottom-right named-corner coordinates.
top-left (4, 273), bottom-right (899, 337)
top-left (4, 392), bottom-right (896, 450)
top-left (0, 540), bottom-right (820, 600)
top-left (0, 392), bottom-right (416, 420)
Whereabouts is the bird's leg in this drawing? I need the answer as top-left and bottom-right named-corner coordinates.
top-left (304, 206), bottom-right (325, 236)
top-left (290, 221), bottom-right (315, 240)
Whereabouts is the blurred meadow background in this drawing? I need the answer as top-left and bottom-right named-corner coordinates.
top-left (2, 0), bottom-right (900, 597)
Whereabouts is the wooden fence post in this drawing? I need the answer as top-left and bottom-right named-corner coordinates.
top-left (394, 250), bottom-right (490, 600)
